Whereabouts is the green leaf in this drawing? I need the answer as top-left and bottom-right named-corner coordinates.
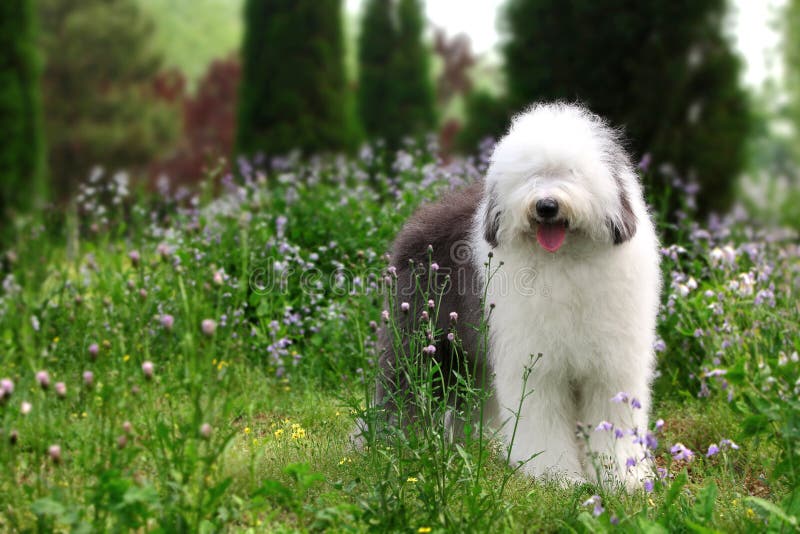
top-left (31, 497), bottom-right (66, 517)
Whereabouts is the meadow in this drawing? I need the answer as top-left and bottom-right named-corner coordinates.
top-left (0, 140), bottom-right (798, 532)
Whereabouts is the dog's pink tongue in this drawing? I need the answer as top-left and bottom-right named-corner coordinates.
top-left (536, 223), bottom-right (567, 252)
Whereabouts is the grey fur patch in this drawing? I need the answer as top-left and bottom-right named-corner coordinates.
top-left (483, 187), bottom-right (501, 248)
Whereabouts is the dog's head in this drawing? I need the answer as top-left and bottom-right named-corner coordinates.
top-left (482, 102), bottom-right (640, 252)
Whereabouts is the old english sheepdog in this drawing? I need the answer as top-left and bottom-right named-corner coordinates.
top-left (368, 102), bottom-right (661, 489)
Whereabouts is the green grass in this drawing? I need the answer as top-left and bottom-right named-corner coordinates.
top-left (0, 144), bottom-right (798, 532)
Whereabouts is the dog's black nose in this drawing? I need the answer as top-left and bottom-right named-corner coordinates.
top-left (535, 198), bottom-right (559, 219)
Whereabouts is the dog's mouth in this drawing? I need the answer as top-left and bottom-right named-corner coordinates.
top-left (535, 221), bottom-right (568, 252)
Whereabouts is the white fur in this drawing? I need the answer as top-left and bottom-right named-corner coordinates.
top-left (473, 103), bottom-right (661, 489)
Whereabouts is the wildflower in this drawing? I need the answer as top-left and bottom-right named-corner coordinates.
top-left (54, 382), bottom-right (67, 399)
top-left (654, 419), bottom-right (664, 431)
top-left (626, 457), bottom-right (637, 468)
top-left (21, 401), bottom-right (32, 415)
top-left (31, 315), bottom-right (40, 331)
top-left (670, 443), bottom-right (694, 461)
top-left (244, 427), bottom-right (251, 435)
top-left (418, 528), bottom-right (432, 534)
top-left (129, 250), bottom-right (141, 267)
top-left (200, 423), bottom-right (213, 439)
top-left (423, 345), bottom-right (436, 355)
top-left (274, 428), bottom-right (284, 438)
top-left (719, 438), bottom-right (739, 450)
top-left (117, 435), bottom-right (128, 449)
top-left (430, 262), bottom-right (439, 271)
top-left (213, 270), bottom-right (224, 285)
top-left (644, 479), bottom-right (654, 493)
top-left (582, 495), bottom-right (604, 517)
top-left (447, 332), bottom-right (455, 342)
top-left (400, 302), bottom-right (410, 313)
top-left (381, 310), bottom-right (390, 322)
top-left (122, 421), bottom-right (133, 434)
top-left (631, 398), bottom-right (642, 409)
top-left (0, 378), bottom-right (13, 400)
top-left (369, 320), bottom-right (378, 331)
top-left (201, 319), bottom-right (217, 336)
top-left (427, 299), bottom-right (435, 309)
top-left (88, 343), bottom-right (99, 359)
top-left (653, 339), bottom-right (666, 352)
top-left (421, 311), bottom-right (429, 321)
top-left (449, 311), bottom-right (458, 322)
top-left (291, 425), bottom-right (306, 440)
top-left (142, 361), bottom-right (154, 379)
top-left (49, 444), bottom-right (62, 463)
top-left (160, 314), bottom-right (174, 330)
top-left (36, 371), bottom-right (50, 389)
top-left (610, 392), bottom-right (629, 403)
top-left (595, 421), bottom-right (613, 432)
top-left (706, 444), bottom-right (719, 457)
top-left (407, 476), bottom-right (418, 483)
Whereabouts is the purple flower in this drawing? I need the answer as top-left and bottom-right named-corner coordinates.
top-left (610, 392), bottom-right (629, 403)
top-left (449, 311), bottom-right (458, 322)
top-left (644, 479), bottom-right (654, 493)
top-left (122, 421), bottom-right (133, 434)
top-left (720, 438), bottom-right (739, 450)
top-left (447, 332), bottom-right (455, 342)
top-left (421, 311), bottom-right (429, 321)
top-left (88, 343), bottom-right (99, 359)
top-left (654, 419), bottom-right (664, 431)
top-left (614, 428), bottom-right (624, 439)
top-left (670, 443), bottom-right (694, 461)
top-left (645, 432), bottom-right (658, 450)
top-left (653, 339), bottom-right (666, 352)
top-left (638, 153), bottom-right (652, 171)
top-left (595, 421), bottom-right (614, 432)
top-left (83, 371), bottom-right (94, 387)
top-left (36, 371), bottom-right (50, 389)
top-left (160, 314), bottom-right (175, 330)
top-left (129, 250), bottom-right (141, 267)
top-left (582, 495), bottom-right (604, 517)
top-left (142, 361), bottom-right (154, 379)
top-left (626, 457), bottom-right (637, 468)
top-left (423, 345), bottom-right (436, 355)
top-left (427, 299), bottom-right (435, 309)
top-left (706, 444), bottom-right (719, 457)
top-left (430, 263), bottom-right (439, 271)
top-left (400, 302), bottom-right (410, 313)
top-left (381, 310), bottom-right (390, 322)
top-left (200, 423), bottom-right (213, 439)
top-left (54, 382), bottom-right (67, 398)
top-left (631, 398), bottom-right (642, 410)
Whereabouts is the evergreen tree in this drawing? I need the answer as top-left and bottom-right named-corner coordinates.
top-left (357, 0), bottom-right (435, 148)
top-left (465, 0), bottom-right (750, 214)
top-left (237, 0), bottom-right (357, 158)
top-left (0, 0), bottom-right (45, 229)
top-left (38, 0), bottom-right (177, 200)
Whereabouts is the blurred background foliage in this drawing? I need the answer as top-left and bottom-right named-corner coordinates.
top-left (0, 0), bottom-right (798, 231)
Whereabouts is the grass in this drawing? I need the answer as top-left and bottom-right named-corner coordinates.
top-left (0, 142), bottom-right (798, 532)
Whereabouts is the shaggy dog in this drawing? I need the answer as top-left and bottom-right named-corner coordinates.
top-left (367, 102), bottom-right (661, 489)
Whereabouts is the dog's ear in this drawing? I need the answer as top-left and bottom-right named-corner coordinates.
top-left (483, 188), bottom-right (501, 248)
top-left (609, 187), bottom-right (637, 245)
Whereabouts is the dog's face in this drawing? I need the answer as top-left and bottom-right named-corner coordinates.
top-left (482, 103), bottom-right (638, 252)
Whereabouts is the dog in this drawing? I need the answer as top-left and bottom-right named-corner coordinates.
top-left (366, 102), bottom-right (661, 489)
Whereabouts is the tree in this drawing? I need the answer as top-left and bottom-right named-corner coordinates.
top-left (357, 0), bottom-right (435, 148)
top-left (0, 0), bottom-right (45, 230)
top-left (465, 0), bottom-right (750, 214)
top-left (38, 0), bottom-right (178, 200)
top-left (237, 0), bottom-right (357, 158)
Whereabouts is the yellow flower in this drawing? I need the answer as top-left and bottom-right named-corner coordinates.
top-left (407, 477), bottom-right (418, 483)
top-left (274, 428), bottom-right (284, 438)
top-left (123, 354), bottom-right (130, 362)
top-left (53, 337), bottom-right (59, 343)
top-left (244, 427), bottom-right (251, 435)
top-left (291, 426), bottom-right (306, 440)
top-left (212, 359), bottom-right (217, 365)
top-left (418, 527), bottom-right (432, 533)
top-left (746, 508), bottom-right (756, 519)
top-left (338, 457), bottom-right (352, 465)
top-left (81, 412), bottom-right (87, 418)
top-left (252, 439), bottom-right (259, 446)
